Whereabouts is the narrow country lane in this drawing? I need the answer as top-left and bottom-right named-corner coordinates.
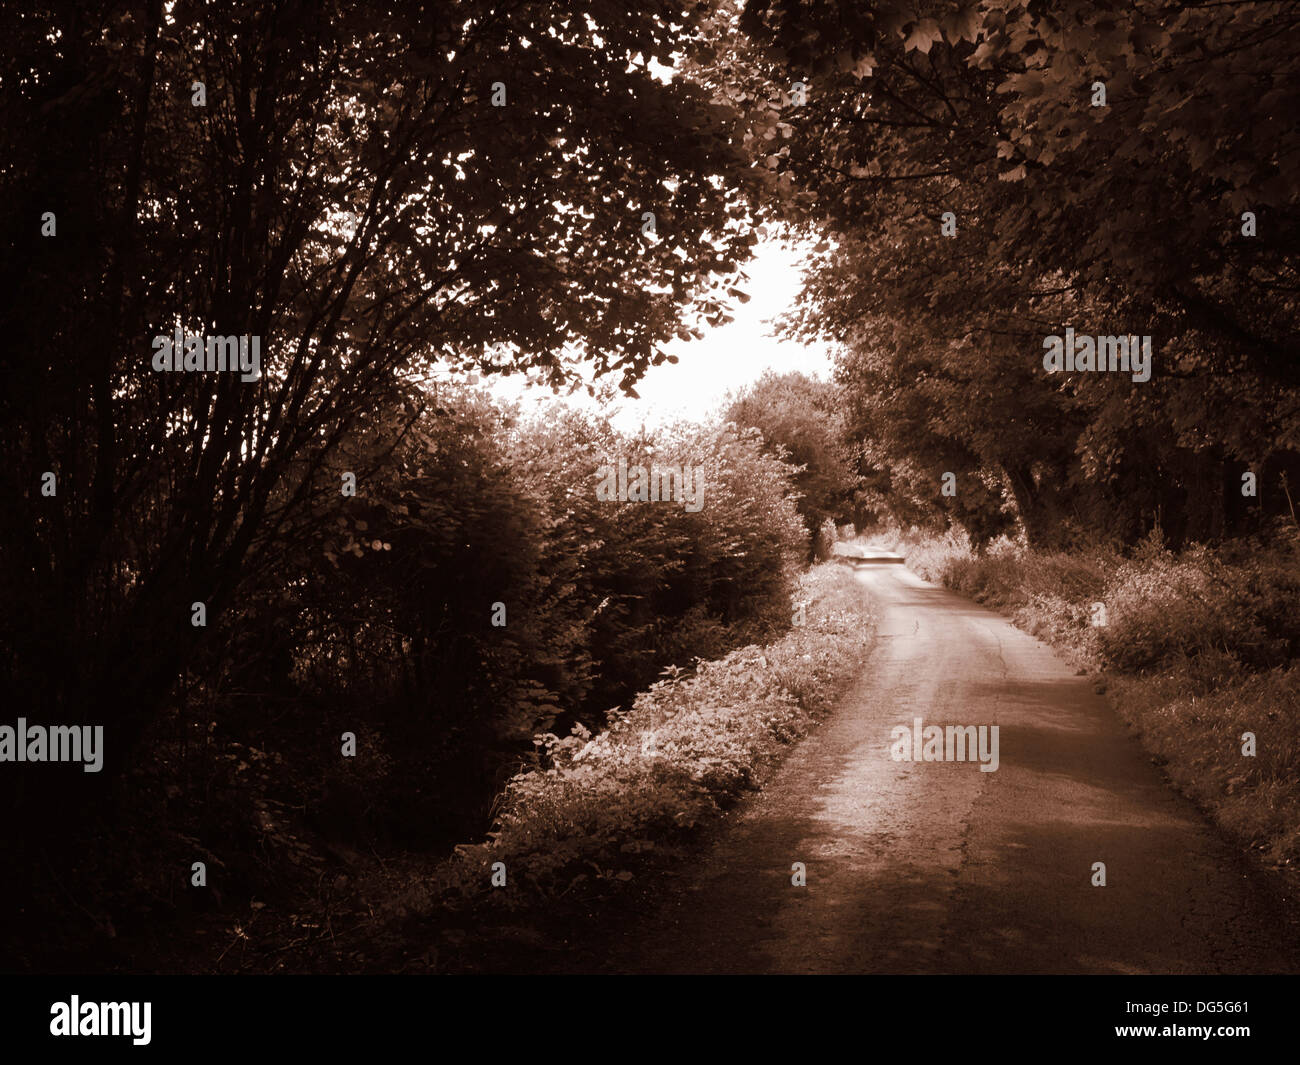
top-left (587, 565), bottom-right (1300, 974)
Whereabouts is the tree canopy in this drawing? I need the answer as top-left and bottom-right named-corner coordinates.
top-left (0, 0), bottom-right (761, 759)
top-left (732, 0), bottom-right (1300, 546)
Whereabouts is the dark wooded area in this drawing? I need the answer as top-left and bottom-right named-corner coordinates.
top-left (1, 0), bottom-right (1297, 974)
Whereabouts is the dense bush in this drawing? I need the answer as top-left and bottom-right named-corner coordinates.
top-left (7, 392), bottom-right (820, 971)
top-left (1101, 544), bottom-right (1300, 671)
top-left (506, 411), bottom-right (809, 723)
top-left (181, 395), bottom-right (810, 858)
top-left (436, 563), bottom-right (873, 902)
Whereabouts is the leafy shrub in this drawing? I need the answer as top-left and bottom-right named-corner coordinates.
top-left (206, 395), bottom-right (814, 850)
top-left (1098, 546), bottom-right (1300, 674)
top-left (436, 563), bottom-right (874, 902)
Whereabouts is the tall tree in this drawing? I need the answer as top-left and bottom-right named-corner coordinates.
top-left (724, 370), bottom-right (860, 551)
top-left (0, 0), bottom-right (759, 827)
top-left (730, 0), bottom-right (1300, 544)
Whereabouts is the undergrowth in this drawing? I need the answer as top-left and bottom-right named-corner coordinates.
top-left (427, 561), bottom-right (875, 908)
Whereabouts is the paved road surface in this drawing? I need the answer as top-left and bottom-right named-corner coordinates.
top-left (591, 565), bottom-right (1300, 974)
